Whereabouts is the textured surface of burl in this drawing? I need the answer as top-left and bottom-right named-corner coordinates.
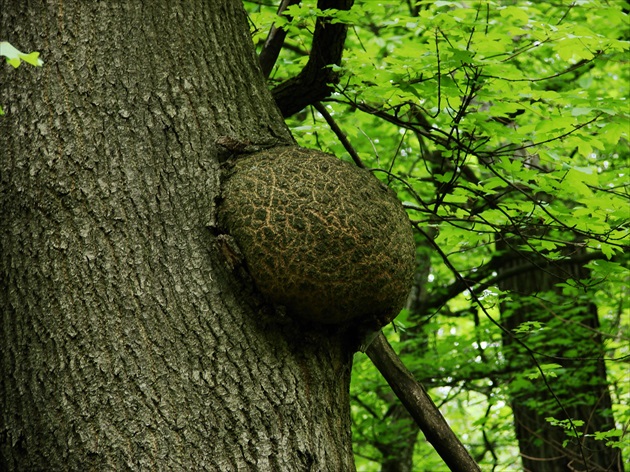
top-left (219, 146), bottom-right (415, 325)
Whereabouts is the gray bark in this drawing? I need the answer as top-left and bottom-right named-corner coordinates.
top-left (0, 1), bottom-right (355, 470)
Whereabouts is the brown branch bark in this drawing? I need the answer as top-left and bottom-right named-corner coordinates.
top-left (366, 332), bottom-right (482, 472)
top-left (271, 0), bottom-right (353, 117)
top-left (259, 0), bottom-right (301, 79)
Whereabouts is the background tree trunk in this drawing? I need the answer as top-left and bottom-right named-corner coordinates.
top-left (0, 1), bottom-right (356, 470)
top-left (498, 243), bottom-right (622, 472)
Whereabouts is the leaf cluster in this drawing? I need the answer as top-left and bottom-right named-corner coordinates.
top-left (245, 0), bottom-right (629, 469)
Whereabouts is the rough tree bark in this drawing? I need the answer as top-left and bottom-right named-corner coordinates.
top-left (0, 1), bottom-right (356, 470)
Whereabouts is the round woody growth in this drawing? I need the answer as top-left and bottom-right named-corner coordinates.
top-left (218, 146), bottom-right (415, 326)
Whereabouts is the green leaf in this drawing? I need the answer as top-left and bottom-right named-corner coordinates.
top-left (0, 41), bottom-right (43, 67)
top-left (513, 321), bottom-right (544, 334)
top-left (571, 107), bottom-right (593, 117)
top-left (499, 5), bottom-right (529, 25)
top-left (540, 240), bottom-right (557, 251)
top-left (600, 244), bottom-right (618, 260)
top-left (527, 363), bottom-right (562, 379)
top-left (19, 51), bottom-right (42, 67)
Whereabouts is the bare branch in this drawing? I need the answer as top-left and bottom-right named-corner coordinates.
top-left (366, 332), bottom-right (482, 472)
top-left (259, 0), bottom-right (301, 78)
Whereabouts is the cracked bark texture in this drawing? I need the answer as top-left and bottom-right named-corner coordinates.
top-left (218, 146), bottom-right (415, 326)
top-left (0, 1), bottom-right (355, 470)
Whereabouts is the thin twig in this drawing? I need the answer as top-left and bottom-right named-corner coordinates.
top-left (312, 101), bottom-right (366, 168)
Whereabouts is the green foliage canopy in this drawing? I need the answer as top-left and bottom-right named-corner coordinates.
top-left (247, 1), bottom-right (629, 469)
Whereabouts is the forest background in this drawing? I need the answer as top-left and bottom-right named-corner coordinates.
top-left (244, 0), bottom-right (629, 470)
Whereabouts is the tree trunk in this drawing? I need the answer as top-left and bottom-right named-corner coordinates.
top-left (376, 402), bottom-right (417, 472)
top-left (0, 1), bottom-right (356, 470)
top-left (498, 243), bottom-right (623, 472)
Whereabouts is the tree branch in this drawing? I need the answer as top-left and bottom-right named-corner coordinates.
top-left (422, 248), bottom-right (620, 314)
top-left (312, 101), bottom-right (365, 168)
top-left (272, 0), bottom-right (354, 117)
top-left (366, 332), bottom-right (481, 472)
top-left (259, 0), bottom-right (301, 79)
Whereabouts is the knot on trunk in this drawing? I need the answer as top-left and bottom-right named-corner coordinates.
top-left (218, 146), bottom-right (415, 327)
